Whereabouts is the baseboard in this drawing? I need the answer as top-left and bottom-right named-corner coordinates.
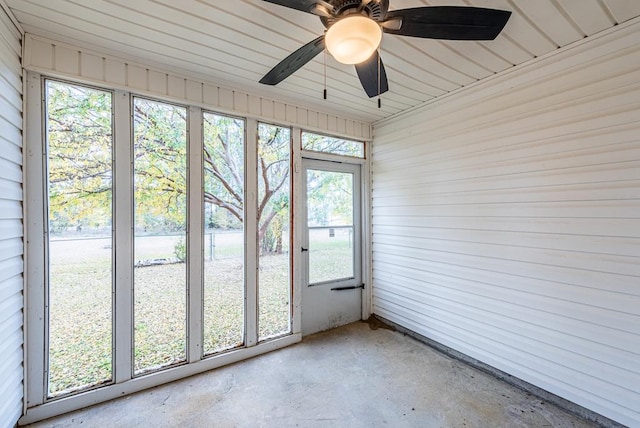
top-left (373, 315), bottom-right (627, 428)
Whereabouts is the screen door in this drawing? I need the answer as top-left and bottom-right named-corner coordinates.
top-left (301, 159), bottom-right (362, 335)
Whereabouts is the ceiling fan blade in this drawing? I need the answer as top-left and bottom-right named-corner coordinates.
top-left (262, 0), bottom-right (322, 14)
top-left (382, 6), bottom-right (511, 40)
top-left (260, 36), bottom-right (325, 86)
top-left (355, 52), bottom-right (389, 98)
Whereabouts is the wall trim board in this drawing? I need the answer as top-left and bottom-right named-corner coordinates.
top-left (21, 34), bottom-right (372, 142)
top-left (0, 0), bottom-right (23, 36)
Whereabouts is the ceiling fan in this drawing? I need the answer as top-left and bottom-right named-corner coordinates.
top-left (259, 0), bottom-right (511, 98)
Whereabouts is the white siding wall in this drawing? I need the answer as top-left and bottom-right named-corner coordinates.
top-left (21, 34), bottom-right (371, 141)
top-left (0, 4), bottom-right (23, 428)
top-left (371, 20), bottom-right (640, 428)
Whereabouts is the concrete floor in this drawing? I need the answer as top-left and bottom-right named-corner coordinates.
top-left (28, 322), bottom-right (597, 428)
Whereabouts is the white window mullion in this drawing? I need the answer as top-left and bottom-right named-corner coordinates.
top-left (24, 71), bottom-right (46, 407)
top-left (361, 143), bottom-right (372, 320)
top-left (291, 128), bottom-right (303, 335)
top-left (113, 90), bottom-right (133, 383)
top-left (245, 118), bottom-right (258, 347)
top-left (187, 106), bottom-right (203, 363)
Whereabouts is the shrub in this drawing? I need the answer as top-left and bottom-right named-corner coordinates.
top-left (174, 237), bottom-right (186, 262)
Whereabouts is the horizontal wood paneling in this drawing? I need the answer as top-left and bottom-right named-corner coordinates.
top-left (21, 34), bottom-right (372, 141)
top-left (371, 20), bottom-right (640, 427)
top-left (6, 1), bottom-right (640, 122)
top-left (0, 4), bottom-right (23, 428)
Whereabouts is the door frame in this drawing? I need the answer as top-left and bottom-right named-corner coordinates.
top-left (292, 146), bottom-right (372, 335)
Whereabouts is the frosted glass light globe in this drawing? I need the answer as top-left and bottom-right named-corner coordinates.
top-left (325, 15), bottom-right (382, 65)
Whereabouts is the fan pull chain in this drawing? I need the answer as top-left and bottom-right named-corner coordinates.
top-left (323, 41), bottom-right (327, 100)
top-left (377, 46), bottom-right (382, 109)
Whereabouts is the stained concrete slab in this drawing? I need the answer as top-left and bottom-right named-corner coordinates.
top-left (26, 322), bottom-right (598, 427)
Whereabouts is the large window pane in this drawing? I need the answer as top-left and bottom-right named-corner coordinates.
top-left (203, 113), bottom-right (245, 355)
top-left (46, 80), bottom-right (113, 396)
top-left (133, 98), bottom-right (187, 374)
top-left (258, 124), bottom-right (291, 340)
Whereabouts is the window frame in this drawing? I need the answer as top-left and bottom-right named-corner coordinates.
top-left (257, 121), bottom-right (294, 341)
top-left (201, 110), bottom-right (248, 356)
top-left (43, 78), bottom-right (117, 398)
top-left (131, 95), bottom-right (190, 376)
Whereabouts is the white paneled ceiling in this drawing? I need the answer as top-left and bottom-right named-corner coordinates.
top-left (6, 0), bottom-right (640, 122)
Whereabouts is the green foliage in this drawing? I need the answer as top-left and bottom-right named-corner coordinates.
top-left (46, 81), bottom-right (113, 234)
top-left (261, 211), bottom-right (285, 254)
top-left (174, 237), bottom-right (186, 262)
top-left (133, 98), bottom-right (187, 232)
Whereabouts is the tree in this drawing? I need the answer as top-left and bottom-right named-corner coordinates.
top-left (203, 115), bottom-right (290, 254)
top-left (203, 113), bottom-right (244, 229)
top-left (46, 81), bottom-right (113, 234)
top-left (47, 81), bottom-right (291, 253)
top-left (301, 132), bottom-right (364, 157)
top-left (133, 98), bottom-right (187, 233)
top-left (257, 124), bottom-right (290, 254)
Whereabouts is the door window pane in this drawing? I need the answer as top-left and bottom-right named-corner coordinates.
top-left (306, 169), bottom-right (355, 284)
top-left (45, 80), bottom-right (113, 395)
top-left (133, 98), bottom-right (187, 373)
top-left (258, 124), bottom-right (291, 340)
top-left (203, 113), bottom-right (245, 355)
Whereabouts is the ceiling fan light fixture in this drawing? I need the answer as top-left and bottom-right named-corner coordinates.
top-left (325, 15), bottom-right (382, 65)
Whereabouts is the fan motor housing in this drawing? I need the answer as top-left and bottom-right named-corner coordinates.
top-left (321, 0), bottom-right (389, 28)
